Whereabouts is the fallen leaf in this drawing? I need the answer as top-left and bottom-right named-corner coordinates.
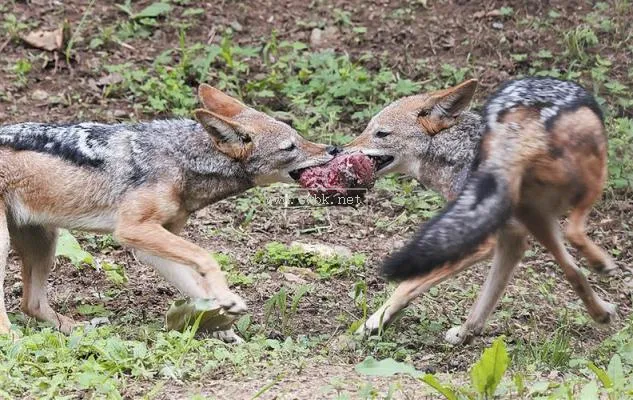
top-left (21, 24), bottom-right (70, 52)
top-left (474, 9), bottom-right (502, 19)
top-left (165, 298), bottom-right (237, 333)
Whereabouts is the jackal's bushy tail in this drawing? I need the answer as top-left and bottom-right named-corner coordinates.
top-left (382, 168), bottom-right (513, 281)
top-left (382, 107), bottom-right (545, 281)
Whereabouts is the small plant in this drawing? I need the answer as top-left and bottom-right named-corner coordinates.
top-left (213, 252), bottom-right (254, 287)
top-left (513, 327), bottom-right (573, 370)
top-left (607, 117), bottom-right (633, 191)
top-left (1, 13), bottom-right (28, 39)
top-left (469, 337), bottom-right (510, 398)
top-left (564, 26), bottom-right (599, 63)
top-left (253, 242), bottom-right (366, 278)
top-left (55, 229), bottom-right (94, 267)
top-left (116, 1), bottom-right (172, 21)
top-left (263, 284), bottom-right (313, 336)
top-left (102, 262), bottom-right (128, 286)
top-left (333, 8), bottom-right (353, 26)
top-left (356, 337), bottom-right (510, 399)
top-left (440, 63), bottom-right (472, 87)
top-left (11, 58), bottom-right (32, 87)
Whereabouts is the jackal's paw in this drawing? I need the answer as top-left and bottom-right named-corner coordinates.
top-left (212, 329), bottom-right (244, 344)
top-left (0, 324), bottom-right (19, 341)
top-left (589, 258), bottom-right (619, 276)
top-left (216, 292), bottom-right (248, 315)
top-left (594, 301), bottom-right (618, 325)
top-left (445, 326), bottom-right (476, 345)
top-left (57, 315), bottom-right (78, 334)
top-left (23, 305), bottom-right (77, 335)
top-left (355, 314), bottom-right (382, 336)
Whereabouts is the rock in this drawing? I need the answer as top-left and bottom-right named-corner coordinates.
top-left (230, 21), bottom-right (243, 32)
top-left (95, 73), bottom-right (123, 87)
top-left (89, 317), bottom-right (111, 327)
top-left (31, 89), bottom-right (49, 101)
top-left (278, 266), bottom-right (320, 281)
top-left (329, 334), bottom-right (357, 352)
top-left (282, 272), bottom-right (307, 284)
top-left (113, 109), bottom-right (128, 118)
top-left (310, 28), bottom-right (322, 47)
top-left (291, 241), bottom-right (353, 258)
top-left (310, 26), bottom-right (339, 49)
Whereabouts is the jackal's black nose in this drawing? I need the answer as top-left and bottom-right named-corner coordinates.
top-left (326, 145), bottom-right (341, 156)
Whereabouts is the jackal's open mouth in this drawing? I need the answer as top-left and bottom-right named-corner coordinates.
top-left (368, 155), bottom-right (394, 171)
top-left (289, 168), bottom-right (307, 181)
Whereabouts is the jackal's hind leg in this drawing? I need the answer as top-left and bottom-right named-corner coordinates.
top-left (566, 203), bottom-right (617, 275)
top-left (11, 225), bottom-right (76, 333)
top-left (521, 208), bottom-right (616, 324)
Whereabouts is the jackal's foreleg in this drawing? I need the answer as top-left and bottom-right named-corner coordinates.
top-left (445, 222), bottom-right (527, 345)
top-left (0, 202), bottom-right (13, 337)
top-left (357, 236), bottom-right (496, 336)
top-left (116, 222), bottom-right (246, 314)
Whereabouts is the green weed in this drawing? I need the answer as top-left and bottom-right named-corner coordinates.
top-left (564, 26), bottom-right (599, 63)
top-left (263, 284), bottom-right (313, 337)
top-left (253, 242), bottom-right (366, 279)
top-left (213, 252), bottom-right (254, 287)
top-left (0, 326), bottom-right (313, 398)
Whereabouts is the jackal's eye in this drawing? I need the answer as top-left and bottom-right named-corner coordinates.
top-left (282, 143), bottom-right (296, 151)
top-left (375, 130), bottom-right (391, 138)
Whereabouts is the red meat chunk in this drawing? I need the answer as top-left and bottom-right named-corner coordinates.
top-left (298, 153), bottom-right (375, 197)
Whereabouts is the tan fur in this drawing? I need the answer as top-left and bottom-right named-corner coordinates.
top-left (198, 84), bottom-right (246, 118)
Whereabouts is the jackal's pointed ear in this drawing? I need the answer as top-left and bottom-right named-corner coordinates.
top-left (418, 79), bottom-right (478, 135)
top-left (198, 84), bottom-right (247, 118)
top-left (194, 109), bottom-right (253, 160)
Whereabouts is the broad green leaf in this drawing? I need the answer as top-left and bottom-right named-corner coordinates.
top-left (528, 381), bottom-right (550, 395)
top-left (77, 304), bottom-right (111, 317)
top-left (470, 336), bottom-right (509, 397)
top-left (133, 2), bottom-right (171, 19)
top-left (579, 380), bottom-right (599, 400)
top-left (355, 357), bottom-right (421, 377)
top-left (55, 230), bottom-right (94, 267)
top-left (182, 8), bottom-right (204, 17)
top-left (587, 361), bottom-right (612, 388)
top-left (165, 298), bottom-right (237, 333)
top-left (607, 354), bottom-right (624, 389)
top-left (420, 374), bottom-right (457, 400)
top-left (102, 262), bottom-right (127, 286)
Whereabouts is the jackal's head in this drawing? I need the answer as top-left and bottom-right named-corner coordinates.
top-left (343, 79), bottom-right (478, 180)
top-left (194, 84), bottom-right (336, 186)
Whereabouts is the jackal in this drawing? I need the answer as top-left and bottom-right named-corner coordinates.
top-left (345, 77), bottom-right (617, 344)
top-left (0, 84), bottom-right (336, 339)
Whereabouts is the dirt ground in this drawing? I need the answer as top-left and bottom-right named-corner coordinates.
top-left (1, 0), bottom-right (632, 398)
